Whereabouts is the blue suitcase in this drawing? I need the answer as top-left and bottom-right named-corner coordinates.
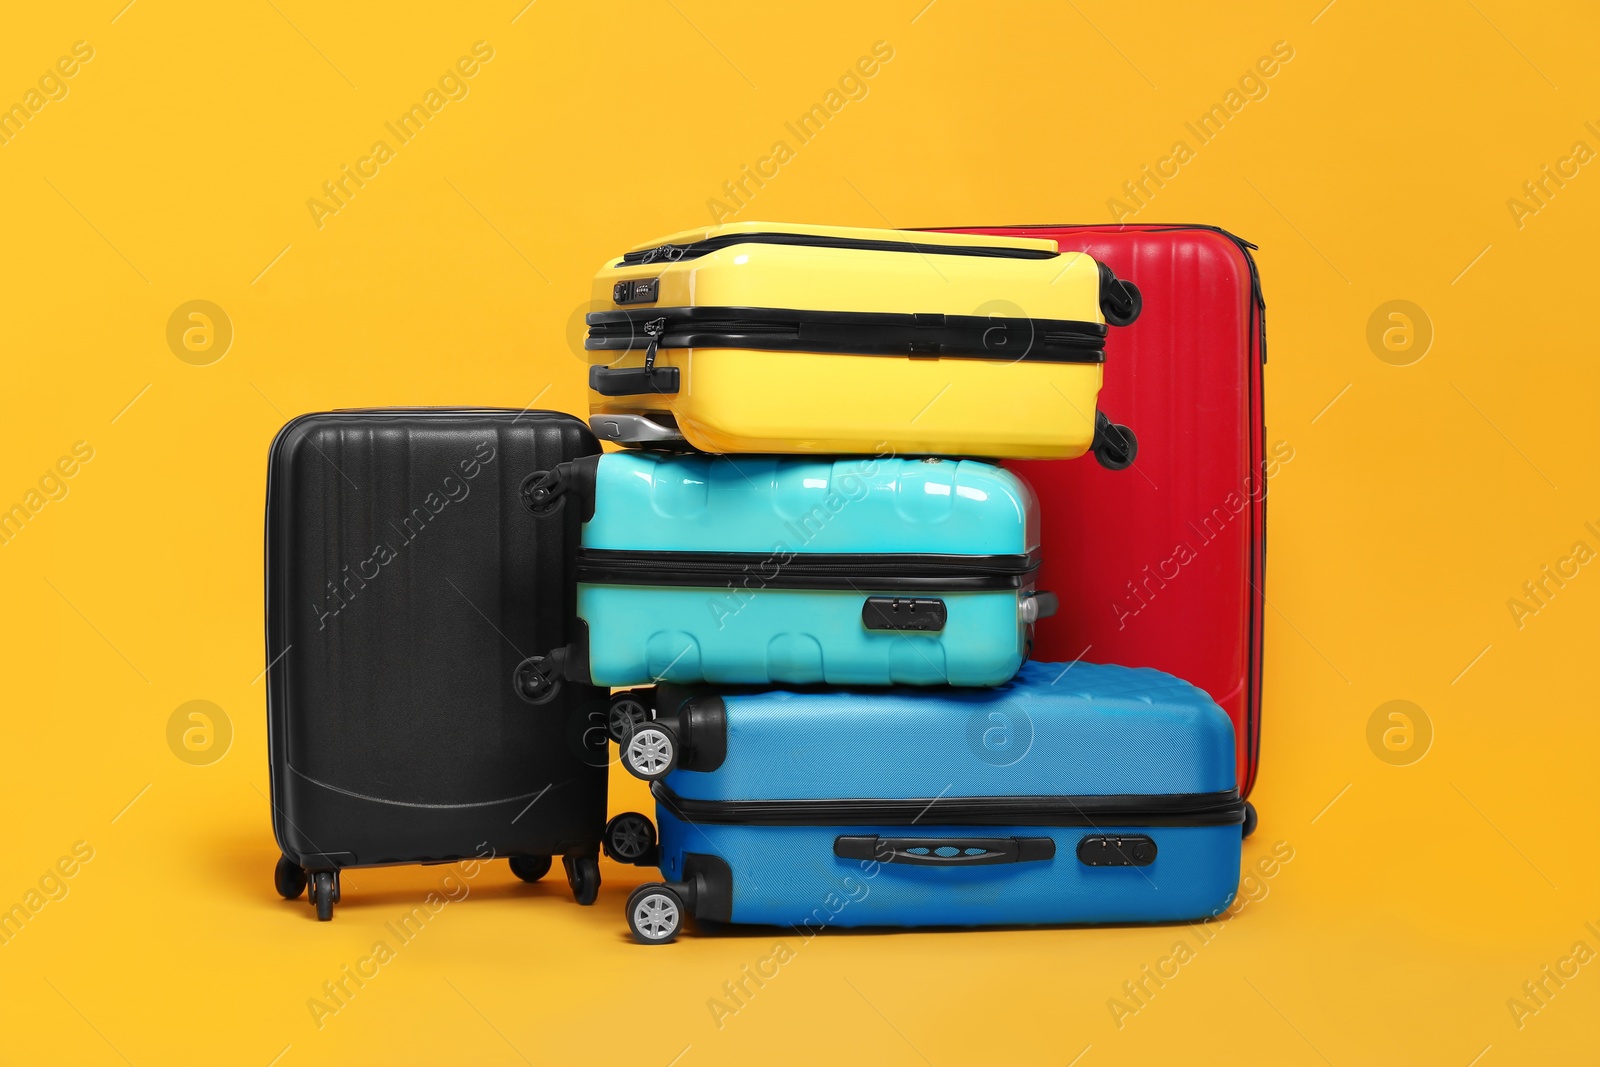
top-left (619, 661), bottom-right (1245, 942)
top-left (512, 451), bottom-right (1051, 702)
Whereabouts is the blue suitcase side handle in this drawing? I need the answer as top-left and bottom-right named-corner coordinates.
top-left (834, 835), bottom-right (1055, 866)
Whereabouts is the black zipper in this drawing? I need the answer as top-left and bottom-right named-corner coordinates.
top-left (577, 549), bottom-right (1038, 591)
top-left (655, 784), bottom-right (1246, 828)
top-left (587, 306), bottom-right (1106, 364)
top-left (620, 231), bottom-right (1059, 265)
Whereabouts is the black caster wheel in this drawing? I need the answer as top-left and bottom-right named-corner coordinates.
top-left (564, 855), bottom-right (601, 906)
top-left (513, 655), bottom-right (563, 706)
top-left (603, 812), bottom-right (658, 866)
top-left (606, 691), bottom-right (652, 744)
top-left (627, 883), bottom-right (685, 944)
top-left (1241, 800), bottom-right (1258, 839)
top-left (1102, 278), bottom-right (1142, 326)
top-left (310, 871), bottom-right (336, 921)
top-left (274, 855), bottom-right (307, 900)
top-left (1093, 421), bottom-right (1138, 471)
top-left (509, 855), bottom-right (553, 883)
top-left (621, 722), bottom-right (678, 781)
top-left (519, 470), bottom-right (565, 517)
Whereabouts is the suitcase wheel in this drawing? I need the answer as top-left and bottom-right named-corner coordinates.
top-left (627, 883), bottom-right (685, 944)
top-left (274, 855), bottom-right (307, 901)
top-left (309, 870), bottom-right (337, 922)
top-left (606, 691), bottom-right (653, 744)
top-left (519, 470), bottom-right (566, 517)
top-left (513, 655), bottom-right (563, 705)
top-left (1091, 415), bottom-right (1139, 471)
top-left (621, 723), bottom-right (678, 782)
top-left (603, 812), bottom-right (659, 866)
top-left (564, 855), bottom-right (601, 906)
top-left (509, 855), bottom-right (553, 883)
top-left (1101, 278), bottom-right (1143, 327)
top-left (1242, 801), bottom-right (1258, 839)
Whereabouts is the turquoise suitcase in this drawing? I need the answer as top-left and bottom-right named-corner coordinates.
top-left (512, 451), bottom-right (1050, 704)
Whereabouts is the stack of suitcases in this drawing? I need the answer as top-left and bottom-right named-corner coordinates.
top-left (264, 222), bottom-right (1267, 942)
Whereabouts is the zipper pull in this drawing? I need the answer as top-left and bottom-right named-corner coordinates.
top-left (641, 317), bottom-right (666, 369)
top-left (640, 242), bottom-right (681, 265)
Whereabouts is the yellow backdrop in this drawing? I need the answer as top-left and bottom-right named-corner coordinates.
top-left (2, 2), bottom-right (1596, 1064)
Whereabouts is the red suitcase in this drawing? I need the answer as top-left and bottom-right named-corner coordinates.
top-left (934, 224), bottom-right (1268, 802)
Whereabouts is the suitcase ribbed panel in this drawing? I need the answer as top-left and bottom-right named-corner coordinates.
top-left (265, 409), bottom-right (604, 867)
top-left (940, 224), bottom-right (1266, 798)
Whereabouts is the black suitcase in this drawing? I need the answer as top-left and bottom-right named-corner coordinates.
top-left (264, 408), bottom-right (619, 920)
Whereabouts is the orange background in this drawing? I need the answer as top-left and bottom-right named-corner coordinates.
top-left (2, 2), bottom-right (1597, 1064)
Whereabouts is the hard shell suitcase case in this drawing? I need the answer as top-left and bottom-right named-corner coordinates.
top-left (621, 661), bottom-right (1245, 942)
top-left (511, 450), bottom-right (1052, 706)
top-left (937, 224), bottom-right (1268, 798)
top-left (265, 408), bottom-right (629, 919)
top-left (584, 222), bottom-right (1141, 463)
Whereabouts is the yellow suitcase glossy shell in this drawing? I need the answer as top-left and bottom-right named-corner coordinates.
top-left (587, 223), bottom-right (1112, 458)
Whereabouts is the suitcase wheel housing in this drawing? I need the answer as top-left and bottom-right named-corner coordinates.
top-left (519, 469), bottom-right (566, 517)
top-left (1091, 413), bottom-right (1139, 471)
top-left (1101, 275), bottom-right (1142, 326)
top-left (309, 870), bottom-right (338, 921)
top-left (564, 855), bottom-right (601, 905)
top-left (513, 654), bottom-right (564, 705)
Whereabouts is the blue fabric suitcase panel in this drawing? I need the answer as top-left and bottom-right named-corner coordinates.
top-left (650, 662), bottom-right (1244, 928)
top-left (576, 452), bottom-right (1041, 687)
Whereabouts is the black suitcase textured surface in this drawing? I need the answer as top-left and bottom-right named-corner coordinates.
top-left (264, 409), bottom-right (606, 889)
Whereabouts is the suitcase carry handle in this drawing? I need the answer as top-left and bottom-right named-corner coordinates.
top-left (589, 364), bottom-right (681, 396)
top-left (834, 835), bottom-right (1055, 866)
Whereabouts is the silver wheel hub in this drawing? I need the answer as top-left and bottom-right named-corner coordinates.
top-left (627, 728), bottom-right (673, 775)
top-left (634, 893), bottom-right (680, 939)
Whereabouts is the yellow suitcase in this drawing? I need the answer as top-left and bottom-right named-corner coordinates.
top-left (584, 223), bottom-right (1141, 462)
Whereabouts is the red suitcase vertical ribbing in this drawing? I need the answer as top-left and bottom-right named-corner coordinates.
top-left (935, 225), bottom-right (1267, 800)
